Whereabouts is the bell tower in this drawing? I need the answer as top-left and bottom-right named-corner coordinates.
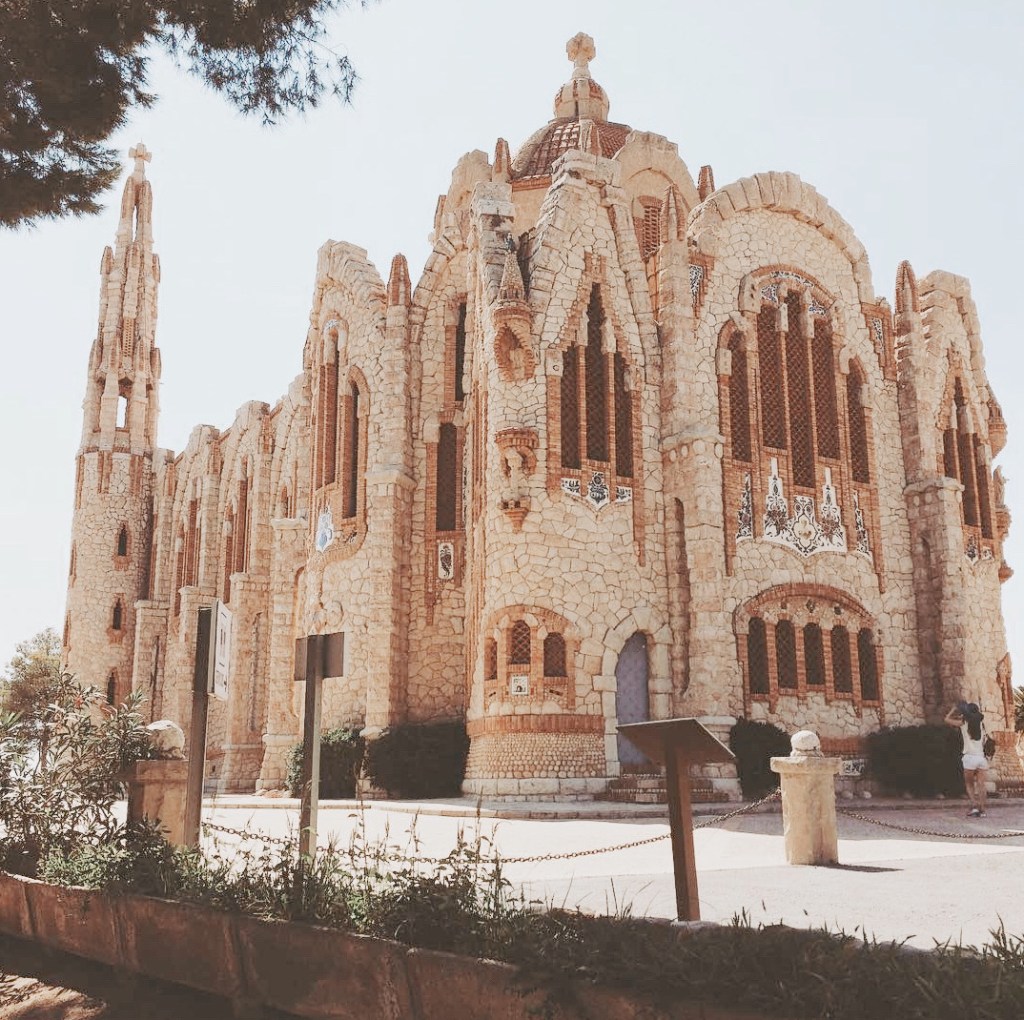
top-left (64, 144), bottom-right (162, 703)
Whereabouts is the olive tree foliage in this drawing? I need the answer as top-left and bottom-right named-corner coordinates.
top-left (1, 0), bottom-right (364, 228)
top-left (0, 626), bottom-right (62, 727)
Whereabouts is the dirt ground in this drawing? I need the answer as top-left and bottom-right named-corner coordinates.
top-left (0, 934), bottom-right (295, 1020)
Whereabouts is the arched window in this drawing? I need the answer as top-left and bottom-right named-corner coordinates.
top-left (116, 392), bottom-right (129, 429)
top-left (747, 618), bottom-right (769, 695)
top-left (543, 633), bottom-right (567, 677)
top-left (343, 382), bottom-right (361, 520)
top-left (106, 673), bottom-right (116, 705)
top-left (454, 302), bottom-right (467, 403)
top-left (510, 620), bottom-right (531, 665)
top-left (560, 347), bottom-right (581, 469)
top-left (831, 625), bottom-right (852, 693)
top-left (858, 629), bottom-right (879, 701)
top-left (775, 619), bottom-right (797, 689)
top-left (116, 525), bottom-right (128, 557)
top-left (847, 366), bottom-right (870, 483)
top-left (728, 333), bottom-right (751, 462)
top-left (485, 639), bottom-right (497, 681)
top-left (112, 599), bottom-right (123, 631)
top-left (436, 423), bottom-right (458, 531)
top-left (613, 354), bottom-right (634, 478)
top-left (812, 315), bottom-right (840, 459)
top-left (757, 304), bottom-right (786, 448)
top-left (803, 623), bottom-right (826, 687)
top-left (785, 292), bottom-right (815, 488)
top-left (584, 289), bottom-right (609, 462)
top-left (975, 437), bottom-right (992, 539)
top-left (635, 198), bottom-right (661, 260)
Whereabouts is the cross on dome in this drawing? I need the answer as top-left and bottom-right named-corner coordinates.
top-left (567, 33), bottom-right (596, 78)
top-left (129, 142), bottom-right (152, 178)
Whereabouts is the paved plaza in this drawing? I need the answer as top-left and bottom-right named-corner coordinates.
top-left (201, 796), bottom-right (1024, 951)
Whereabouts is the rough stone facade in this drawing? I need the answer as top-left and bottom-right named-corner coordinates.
top-left (65, 38), bottom-right (1017, 798)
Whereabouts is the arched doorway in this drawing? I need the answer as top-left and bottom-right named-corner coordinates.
top-left (615, 631), bottom-right (650, 768)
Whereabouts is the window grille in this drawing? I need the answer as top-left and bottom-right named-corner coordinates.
top-left (747, 618), bottom-right (770, 695)
top-left (831, 625), bottom-right (852, 693)
top-left (485, 639), bottom-right (497, 680)
top-left (637, 201), bottom-right (661, 260)
top-left (775, 619), bottom-right (798, 689)
top-left (344, 384), bottom-right (360, 519)
top-left (785, 293), bottom-right (815, 488)
top-left (812, 316), bottom-right (840, 460)
top-left (510, 621), bottom-right (531, 665)
top-left (543, 633), bottom-right (567, 676)
top-left (454, 303), bottom-right (467, 403)
top-left (584, 288), bottom-right (609, 462)
top-left (728, 334), bottom-right (752, 461)
top-left (847, 369), bottom-right (870, 483)
top-left (975, 437), bottom-right (993, 538)
top-left (803, 623), bottom-right (826, 686)
top-left (757, 305), bottom-right (786, 448)
top-left (116, 526), bottom-right (128, 557)
top-left (324, 358), bottom-right (338, 486)
top-left (613, 353), bottom-right (633, 478)
top-left (436, 423), bottom-right (458, 531)
top-left (112, 600), bottom-right (123, 631)
top-left (560, 347), bottom-right (581, 468)
top-left (857, 629), bottom-right (879, 701)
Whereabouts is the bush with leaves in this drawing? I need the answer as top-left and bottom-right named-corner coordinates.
top-left (364, 720), bottom-right (469, 799)
top-left (866, 724), bottom-right (965, 797)
top-left (728, 718), bottom-right (791, 799)
top-left (284, 727), bottom-right (364, 798)
top-left (0, 671), bottom-right (153, 875)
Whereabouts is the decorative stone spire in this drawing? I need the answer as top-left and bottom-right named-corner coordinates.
top-left (894, 260), bottom-right (919, 336)
top-left (387, 253), bottom-right (411, 308)
top-left (492, 138), bottom-right (511, 183)
top-left (660, 185), bottom-right (686, 243)
top-left (553, 33), bottom-right (610, 121)
top-left (698, 165), bottom-right (716, 202)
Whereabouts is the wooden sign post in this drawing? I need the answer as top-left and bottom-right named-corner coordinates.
top-left (617, 718), bottom-right (734, 922)
top-left (294, 632), bottom-right (344, 859)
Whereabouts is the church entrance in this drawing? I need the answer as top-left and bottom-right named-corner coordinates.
top-left (614, 631), bottom-right (650, 768)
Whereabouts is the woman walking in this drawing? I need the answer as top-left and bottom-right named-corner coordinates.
top-left (944, 701), bottom-right (989, 817)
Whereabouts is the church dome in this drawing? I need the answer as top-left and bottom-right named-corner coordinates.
top-left (510, 33), bottom-right (632, 181)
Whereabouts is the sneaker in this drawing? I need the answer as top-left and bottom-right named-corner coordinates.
top-left (968, 808), bottom-right (981, 817)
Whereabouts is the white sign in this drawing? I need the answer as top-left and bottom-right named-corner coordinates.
top-left (509, 673), bottom-right (529, 697)
top-left (211, 600), bottom-right (232, 701)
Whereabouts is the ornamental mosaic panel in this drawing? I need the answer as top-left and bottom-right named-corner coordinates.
top-left (560, 471), bottom-right (633, 510)
top-left (737, 472), bottom-right (753, 540)
top-left (853, 491), bottom-right (871, 557)
top-left (689, 264), bottom-right (703, 298)
top-left (762, 460), bottom-right (846, 557)
top-left (437, 541), bottom-right (454, 580)
top-left (315, 507), bottom-right (335, 553)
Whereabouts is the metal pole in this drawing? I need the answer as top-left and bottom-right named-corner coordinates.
top-left (298, 636), bottom-right (323, 858)
top-left (665, 745), bottom-right (700, 921)
top-left (183, 606), bottom-right (213, 847)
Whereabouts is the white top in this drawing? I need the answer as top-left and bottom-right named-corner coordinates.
top-left (960, 721), bottom-right (986, 758)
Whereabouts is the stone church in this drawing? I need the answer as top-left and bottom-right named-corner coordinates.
top-left (64, 35), bottom-right (1018, 798)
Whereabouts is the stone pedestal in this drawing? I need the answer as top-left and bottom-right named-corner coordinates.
top-left (770, 731), bottom-right (841, 866)
top-left (123, 760), bottom-right (189, 845)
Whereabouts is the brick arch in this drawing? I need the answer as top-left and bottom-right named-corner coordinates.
top-left (734, 583), bottom-right (876, 631)
top-left (688, 171), bottom-right (874, 302)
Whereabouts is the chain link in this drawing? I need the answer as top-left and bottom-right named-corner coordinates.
top-left (836, 808), bottom-right (1024, 841)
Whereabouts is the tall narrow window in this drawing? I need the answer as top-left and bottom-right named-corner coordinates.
top-left (728, 334), bottom-right (751, 461)
top-left (775, 619), bottom-right (797, 689)
top-left (757, 305), bottom-right (786, 448)
top-left (454, 303), bottom-right (467, 402)
top-left (106, 673), bottom-right (116, 705)
top-left (543, 633), bottom-right (567, 676)
top-left (954, 380), bottom-right (979, 527)
top-left (324, 356), bottom-right (339, 486)
top-left (812, 316), bottom-right (840, 459)
top-left (785, 293), bottom-right (814, 488)
top-left (584, 288), bottom-right (609, 462)
top-left (613, 353), bottom-right (633, 478)
top-left (510, 620), bottom-right (531, 665)
top-left (747, 618), bottom-right (769, 695)
top-left (436, 423), bottom-right (458, 531)
top-left (344, 383), bottom-right (360, 519)
top-left (857, 629), bottom-right (879, 701)
top-left (847, 367), bottom-right (870, 483)
top-left (560, 347), bottom-right (581, 469)
top-left (803, 624), bottom-right (826, 687)
top-left (831, 625), bottom-right (852, 693)
top-left (116, 393), bottom-right (129, 429)
top-left (112, 600), bottom-right (123, 631)
top-left (975, 438), bottom-right (993, 539)
top-left (116, 525), bottom-right (128, 557)
top-left (485, 639), bottom-right (498, 680)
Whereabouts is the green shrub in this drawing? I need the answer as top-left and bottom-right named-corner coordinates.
top-left (728, 718), bottom-right (790, 799)
top-left (365, 719), bottom-right (469, 799)
top-left (866, 724), bottom-right (965, 797)
top-left (285, 727), bottom-right (364, 799)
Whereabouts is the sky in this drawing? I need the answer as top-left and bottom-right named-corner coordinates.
top-left (1, 0), bottom-right (1023, 689)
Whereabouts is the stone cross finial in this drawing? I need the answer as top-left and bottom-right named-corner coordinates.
top-left (566, 33), bottom-right (596, 78)
top-left (129, 142), bottom-right (152, 177)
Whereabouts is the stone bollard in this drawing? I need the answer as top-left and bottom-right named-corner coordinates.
top-left (770, 730), bottom-right (842, 866)
top-left (122, 720), bottom-right (189, 845)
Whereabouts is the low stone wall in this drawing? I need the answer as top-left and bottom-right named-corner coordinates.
top-left (0, 871), bottom-right (784, 1020)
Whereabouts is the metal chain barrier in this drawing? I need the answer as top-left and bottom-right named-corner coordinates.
top-left (200, 789), bottom-right (783, 865)
top-left (837, 807), bottom-right (1024, 841)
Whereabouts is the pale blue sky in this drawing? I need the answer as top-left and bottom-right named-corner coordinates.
top-left (1, 0), bottom-right (1022, 692)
